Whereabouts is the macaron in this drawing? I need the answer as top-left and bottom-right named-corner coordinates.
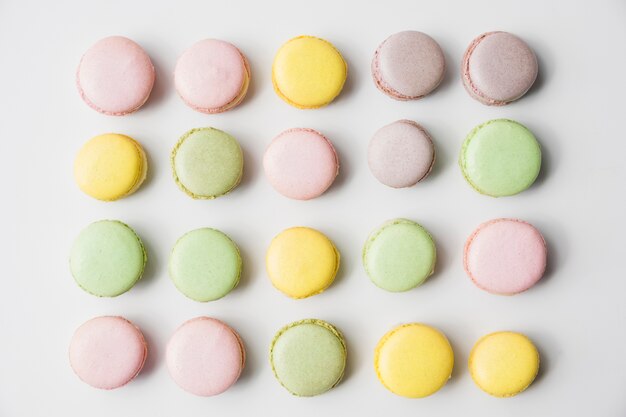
top-left (372, 31), bottom-right (445, 100)
top-left (166, 317), bottom-right (245, 396)
top-left (459, 119), bottom-right (541, 197)
top-left (169, 228), bottom-right (242, 302)
top-left (76, 36), bottom-right (155, 115)
top-left (69, 316), bottom-right (147, 389)
top-left (174, 39), bottom-right (250, 113)
top-left (171, 127), bottom-right (243, 199)
top-left (270, 319), bottom-right (346, 396)
top-left (70, 220), bottom-right (146, 297)
top-left (464, 218), bottom-right (547, 295)
top-left (469, 331), bottom-right (540, 397)
top-left (368, 120), bottom-right (435, 188)
top-left (272, 35), bottom-right (347, 109)
top-left (266, 227), bottom-right (340, 299)
top-left (74, 133), bottom-right (148, 201)
top-left (363, 219), bottom-right (436, 292)
top-left (374, 323), bottom-right (454, 398)
top-left (462, 31), bottom-right (538, 105)
top-left (263, 128), bottom-right (339, 200)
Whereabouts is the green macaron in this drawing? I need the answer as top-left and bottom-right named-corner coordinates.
top-left (270, 319), bottom-right (347, 396)
top-left (70, 220), bottom-right (146, 297)
top-left (363, 219), bottom-right (436, 292)
top-left (459, 119), bottom-right (541, 197)
top-left (169, 228), bottom-right (242, 302)
top-left (171, 127), bottom-right (244, 199)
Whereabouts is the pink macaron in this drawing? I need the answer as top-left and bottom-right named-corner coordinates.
top-left (174, 39), bottom-right (250, 114)
top-left (372, 31), bottom-right (445, 100)
top-left (464, 218), bottom-right (547, 295)
top-left (69, 316), bottom-right (147, 389)
top-left (166, 317), bottom-right (245, 396)
top-left (462, 31), bottom-right (538, 106)
top-left (263, 128), bottom-right (339, 200)
top-left (368, 120), bottom-right (435, 188)
top-left (76, 36), bottom-right (155, 115)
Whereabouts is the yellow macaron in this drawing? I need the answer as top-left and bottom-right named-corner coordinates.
top-left (74, 133), bottom-right (147, 201)
top-left (374, 323), bottom-right (454, 398)
top-left (266, 227), bottom-right (339, 298)
top-left (272, 35), bottom-right (347, 109)
top-left (469, 331), bottom-right (540, 397)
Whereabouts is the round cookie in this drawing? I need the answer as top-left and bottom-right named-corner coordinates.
top-left (74, 133), bottom-right (148, 201)
top-left (363, 219), bottom-right (436, 292)
top-left (169, 228), bottom-right (242, 302)
top-left (374, 323), bottom-right (454, 398)
top-left (464, 218), bottom-right (547, 295)
top-left (70, 220), bottom-right (146, 297)
top-left (166, 317), bottom-right (245, 396)
top-left (272, 36), bottom-right (347, 109)
top-left (69, 316), bottom-right (147, 389)
top-left (76, 36), bottom-right (155, 115)
top-left (171, 127), bottom-right (243, 199)
top-left (459, 119), bottom-right (541, 197)
top-left (175, 39), bottom-right (250, 114)
top-left (462, 31), bottom-right (538, 106)
top-left (469, 331), bottom-right (540, 397)
top-left (368, 120), bottom-right (435, 188)
top-left (266, 227), bottom-right (339, 299)
top-left (263, 128), bottom-right (339, 200)
top-left (372, 31), bottom-right (445, 100)
top-left (270, 319), bottom-right (346, 396)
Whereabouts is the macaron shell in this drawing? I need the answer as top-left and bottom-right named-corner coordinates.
top-left (174, 39), bottom-right (250, 113)
top-left (77, 36), bottom-right (155, 115)
top-left (469, 331), bottom-right (540, 397)
top-left (374, 323), bottom-right (454, 398)
top-left (464, 218), bottom-right (547, 295)
top-left (372, 31), bottom-right (445, 100)
top-left (272, 36), bottom-right (347, 109)
top-left (270, 319), bottom-right (346, 396)
top-left (368, 120), bottom-right (435, 188)
top-left (166, 317), bottom-right (245, 396)
top-left (74, 133), bottom-right (148, 201)
top-left (69, 316), bottom-right (147, 389)
top-left (266, 227), bottom-right (339, 299)
top-left (263, 128), bottom-right (339, 200)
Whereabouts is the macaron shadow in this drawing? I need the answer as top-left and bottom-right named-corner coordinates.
top-left (134, 45), bottom-right (169, 112)
top-left (132, 320), bottom-right (159, 380)
top-left (131, 227), bottom-right (159, 290)
top-left (231, 239), bottom-right (255, 294)
top-left (514, 40), bottom-right (548, 102)
top-left (324, 43), bottom-right (356, 106)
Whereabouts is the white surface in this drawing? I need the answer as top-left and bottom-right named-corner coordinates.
top-left (1, 0), bottom-right (625, 415)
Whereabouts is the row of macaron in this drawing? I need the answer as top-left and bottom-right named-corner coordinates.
top-left (70, 218), bottom-right (547, 300)
top-left (77, 31), bottom-right (538, 115)
top-left (76, 118), bottom-right (542, 202)
top-left (70, 316), bottom-right (540, 399)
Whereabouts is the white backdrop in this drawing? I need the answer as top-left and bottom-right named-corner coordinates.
top-left (1, 0), bottom-right (625, 415)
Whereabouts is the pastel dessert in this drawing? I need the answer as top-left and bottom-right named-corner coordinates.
top-left (368, 120), bottom-right (435, 188)
top-left (171, 127), bottom-right (243, 199)
top-left (174, 39), bottom-right (250, 113)
top-left (374, 323), bottom-right (454, 398)
top-left (464, 218), bottom-right (547, 295)
top-left (69, 316), bottom-right (147, 389)
top-left (169, 228), bottom-right (242, 302)
top-left (76, 36), bottom-right (155, 115)
top-left (266, 227), bottom-right (339, 299)
top-left (469, 331), bottom-right (540, 397)
top-left (462, 31), bottom-right (538, 105)
top-left (270, 319), bottom-right (346, 396)
top-left (70, 220), bottom-right (146, 297)
top-left (166, 317), bottom-right (245, 396)
top-left (272, 36), bottom-right (347, 109)
top-left (459, 119), bottom-right (541, 197)
top-left (363, 219), bottom-right (436, 292)
top-left (263, 128), bottom-right (339, 200)
top-left (372, 31), bottom-right (445, 100)
top-left (74, 133), bottom-right (148, 201)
